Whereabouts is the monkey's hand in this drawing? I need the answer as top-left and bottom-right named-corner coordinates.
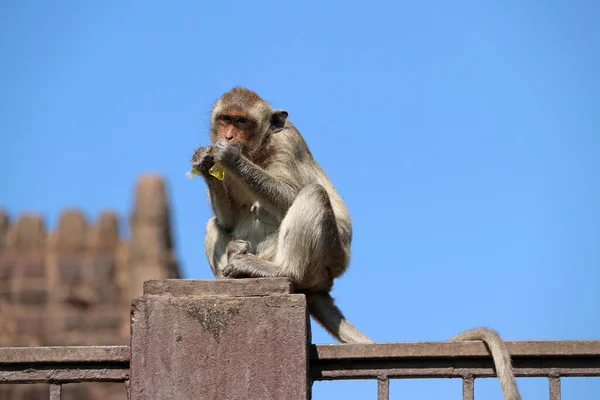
top-left (223, 240), bottom-right (267, 279)
top-left (226, 240), bottom-right (251, 260)
top-left (212, 139), bottom-right (242, 169)
top-left (190, 146), bottom-right (214, 177)
top-left (223, 240), bottom-right (254, 279)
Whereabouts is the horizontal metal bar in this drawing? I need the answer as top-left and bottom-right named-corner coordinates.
top-left (311, 341), bottom-right (600, 381)
top-left (312, 340), bottom-right (600, 360)
top-left (2, 341), bottom-right (599, 385)
top-left (0, 346), bottom-right (130, 384)
top-left (312, 364), bottom-right (600, 380)
top-left (0, 346), bottom-right (130, 364)
top-left (0, 367), bottom-right (129, 384)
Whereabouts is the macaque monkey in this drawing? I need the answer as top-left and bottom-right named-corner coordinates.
top-left (191, 87), bottom-right (522, 399)
top-left (191, 86), bottom-right (370, 343)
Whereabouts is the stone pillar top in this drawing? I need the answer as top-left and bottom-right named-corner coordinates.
top-left (130, 277), bottom-right (309, 400)
top-left (143, 278), bottom-right (293, 297)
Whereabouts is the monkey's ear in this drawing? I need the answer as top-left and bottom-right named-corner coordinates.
top-left (269, 110), bottom-right (288, 133)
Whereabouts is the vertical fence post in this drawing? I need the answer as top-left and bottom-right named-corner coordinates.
top-left (549, 376), bottom-right (561, 400)
top-left (377, 375), bottom-right (389, 400)
top-left (49, 383), bottom-right (62, 400)
top-left (129, 278), bottom-right (310, 400)
top-left (462, 376), bottom-right (474, 400)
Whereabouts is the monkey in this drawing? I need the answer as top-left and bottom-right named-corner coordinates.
top-left (190, 86), bottom-right (371, 344)
top-left (190, 87), bottom-right (522, 399)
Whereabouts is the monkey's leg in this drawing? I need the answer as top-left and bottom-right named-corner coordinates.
top-left (204, 217), bottom-right (232, 278)
top-left (223, 185), bottom-right (372, 343)
top-left (222, 239), bottom-right (282, 278)
top-left (223, 183), bottom-right (343, 284)
top-left (274, 183), bottom-right (345, 282)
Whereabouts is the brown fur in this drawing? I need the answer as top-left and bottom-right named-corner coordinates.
top-left (192, 86), bottom-right (370, 343)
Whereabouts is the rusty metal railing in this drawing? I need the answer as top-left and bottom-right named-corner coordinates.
top-left (2, 340), bottom-right (600, 399)
top-left (0, 346), bottom-right (130, 399)
top-left (310, 340), bottom-right (600, 400)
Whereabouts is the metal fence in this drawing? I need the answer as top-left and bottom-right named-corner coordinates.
top-left (311, 340), bottom-right (600, 400)
top-left (2, 340), bottom-right (600, 399)
top-left (0, 346), bottom-right (130, 399)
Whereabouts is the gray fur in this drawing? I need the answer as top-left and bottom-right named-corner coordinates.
top-left (194, 88), bottom-right (523, 399)
top-left (192, 87), bottom-right (370, 344)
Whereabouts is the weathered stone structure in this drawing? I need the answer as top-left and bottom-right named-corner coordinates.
top-left (130, 278), bottom-right (311, 400)
top-left (0, 175), bottom-right (180, 400)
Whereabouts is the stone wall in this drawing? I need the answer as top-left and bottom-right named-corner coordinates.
top-left (0, 175), bottom-right (181, 400)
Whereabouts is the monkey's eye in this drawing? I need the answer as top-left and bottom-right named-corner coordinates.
top-left (218, 115), bottom-right (232, 125)
top-left (235, 117), bottom-right (252, 130)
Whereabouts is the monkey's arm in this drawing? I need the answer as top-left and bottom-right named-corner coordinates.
top-left (213, 140), bottom-right (299, 218)
top-left (205, 179), bottom-right (237, 231)
top-left (191, 145), bottom-right (238, 230)
top-left (230, 158), bottom-right (297, 217)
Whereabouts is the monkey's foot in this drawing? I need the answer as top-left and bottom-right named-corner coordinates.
top-left (226, 240), bottom-right (251, 260)
top-left (223, 260), bottom-right (254, 279)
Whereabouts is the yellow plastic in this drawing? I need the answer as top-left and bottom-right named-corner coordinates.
top-left (185, 148), bottom-right (225, 181)
top-left (208, 147), bottom-right (225, 180)
top-left (208, 163), bottom-right (225, 180)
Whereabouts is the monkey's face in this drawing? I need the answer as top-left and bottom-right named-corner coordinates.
top-left (212, 112), bottom-right (260, 151)
top-left (209, 87), bottom-right (288, 158)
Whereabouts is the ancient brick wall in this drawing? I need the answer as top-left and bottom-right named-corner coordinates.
top-left (0, 175), bottom-right (181, 400)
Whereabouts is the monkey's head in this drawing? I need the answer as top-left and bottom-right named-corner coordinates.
top-left (210, 87), bottom-right (288, 155)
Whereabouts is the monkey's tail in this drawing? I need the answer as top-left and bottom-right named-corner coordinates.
top-left (449, 327), bottom-right (522, 400)
top-left (305, 292), bottom-right (374, 344)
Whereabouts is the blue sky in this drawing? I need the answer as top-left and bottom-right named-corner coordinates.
top-left (1, 1), bottom-right (599, 398)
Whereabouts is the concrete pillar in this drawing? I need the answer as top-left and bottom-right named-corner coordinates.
top-left (129, 278), bottom-right (311, 400)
